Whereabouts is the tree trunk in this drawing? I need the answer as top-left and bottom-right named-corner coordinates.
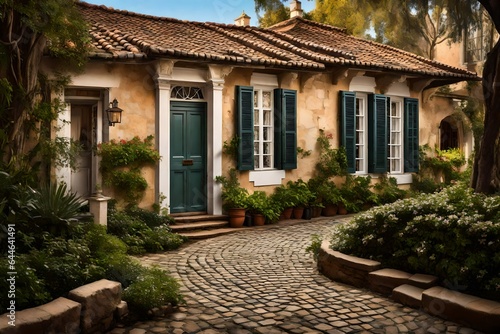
top-left (472, 38), bottom-right (500, 193)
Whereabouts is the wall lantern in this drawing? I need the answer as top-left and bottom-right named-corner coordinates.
top-left (106, 98), bottom-right (123, 126)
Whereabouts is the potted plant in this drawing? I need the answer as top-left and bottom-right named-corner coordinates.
top-left (247, 191), bottom-right (280, 226)
top-left (316, 180), bottom-right (342, 217)
top-left (271, 184), bottom-right (295, 220)
top-left (287, 179), bottom-right (314, 219)
top-left (215, 169), bottom-right (249, 227)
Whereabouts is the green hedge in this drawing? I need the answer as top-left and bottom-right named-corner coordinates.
top-left (329, 183), bottom-right (500, 301)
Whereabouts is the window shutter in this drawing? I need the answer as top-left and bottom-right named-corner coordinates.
top-left (274, 89), bottom-right (297, 170)
top-left (236, 86), bottom-right (254, 170)
top-left (340, 91), bottom-right (356, 173)
top-left (368, 94), bottom-right (388, 173)
top-left (404, 98), bottom-right (419, 173)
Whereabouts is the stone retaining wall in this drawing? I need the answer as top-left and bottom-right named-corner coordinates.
top-left (317, 240), bottom-right (500, 334)
top-left (0, 279), bottom-right (127, 334)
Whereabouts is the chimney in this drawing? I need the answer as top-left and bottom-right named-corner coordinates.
top-left (290, 0), bottom-right (304, 18)
top-left (234, 11), bottom-right (251, 27)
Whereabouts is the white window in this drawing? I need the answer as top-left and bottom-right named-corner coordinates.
top-left (253, 88), bottom-right (274, 170)
top-left (355, 94), bottom-right (368, 173)
top-left (389, 99), bottom-right (403, 173)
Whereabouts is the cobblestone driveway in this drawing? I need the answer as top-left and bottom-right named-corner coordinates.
top-left (109, 219), bottom-right (481, 334)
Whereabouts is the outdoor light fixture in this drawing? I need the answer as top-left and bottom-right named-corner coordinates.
top-left (106, 98), bottom-right (123, 126)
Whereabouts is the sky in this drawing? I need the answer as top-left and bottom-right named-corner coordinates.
top-left (82, 0), bottom-right (316, 26)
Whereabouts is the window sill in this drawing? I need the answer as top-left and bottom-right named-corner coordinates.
top-left (249, 170), bottom-right (286, 187)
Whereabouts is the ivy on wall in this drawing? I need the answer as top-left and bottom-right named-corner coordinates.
top-left (97, 135), bottom-right (160, 205)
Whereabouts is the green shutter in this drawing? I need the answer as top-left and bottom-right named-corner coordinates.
top-left (274, 89), bottom-right (297, 170)
top-left (368, 94), bottom-right (388, 173)
top-left (340, 91), bottom-right (356, 173)
top-left (404, 98), bottom-right (419, 173)
top-left (236, 86), bottom-right (254, 170)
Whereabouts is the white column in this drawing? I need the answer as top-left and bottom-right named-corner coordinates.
top-left (156, 78), bottom-right (171, 211)
top-left (55, 101), bottom-right (72, 187)
top-left (208, 79), bottom-right (224, 215)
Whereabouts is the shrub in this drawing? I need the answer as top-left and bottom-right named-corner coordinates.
top-left (329, 183), bottom-right (500, 301)
top-left (123, 266), bottom-right (184, 317)
top-left (107, 206), bottom-right (186, 255)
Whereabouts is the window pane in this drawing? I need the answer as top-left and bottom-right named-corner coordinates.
top-left (391, 133), bottom-right (400, 145)
top-left (254, 127), bottom-right (259, 139)
top-left (254, 143), bottom-right (259, 154)
top-left (264, 110), bottom-right (272, 125)
top-left (263, 155), bottom-right (271, 168)
top-left (254, 156), bottom-right (259, 168)
top-left (263, 91), bottom-right (271, 109)
top-left (254, 93), bottom-right (258, 108)
top-left (264, 142), bottom-right (271, 154)
top-left (263, 127), bottom-right (272, 141)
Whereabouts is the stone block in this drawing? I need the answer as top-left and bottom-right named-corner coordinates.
top-left (317, 240), bottom-right (381, 288)
top-left (0, 297), bottom-right (81, 334)
top-left (368, 269), bottom-right (412, 296)
top-left (422, 286), bottom-right (500, 334)
top-left (392, 284), bottom-right (423, 309)
top-left (68, 279), bottom-right (122, 334)
top-left (115, 300), bottom-right (129, 320)
top-left (408, 273), bottom-right (438, 289)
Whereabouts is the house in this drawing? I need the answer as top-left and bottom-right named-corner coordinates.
top-left (47, 1), bottom-right (479, 215)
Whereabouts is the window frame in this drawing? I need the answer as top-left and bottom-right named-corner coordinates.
top-left (355, 93), bottom-right (368, 174)
top-left (388, 98), bottom-right (404, 174)
top-left (253, 87), bottom-right (275, 170)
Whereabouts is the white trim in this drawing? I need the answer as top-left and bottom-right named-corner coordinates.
top-left (251, 73), bottom-right (279, 87)
top-left (386, 82), bottom-right (411, 97)
top-left (390, 173), bottom-right (413, 185)
top-left (171, 68), bottom-right (206, 83)
top-left (55, 102), bottom-right (72, 187)
top-left (209, 79), bottom-right (224, 215)
top-left (69, 63), bottom-right (120, 88)
top-left (349, 76), bottom-right (376, 93)
top-left (249, 170), bottom-right (286, 186)
top-left (156, 80), bottom-right (171, 212)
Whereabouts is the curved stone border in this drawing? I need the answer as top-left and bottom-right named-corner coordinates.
top-left (317, 240), bottom-right (500, 334)
top-left (0, 279), bottom-right (127, 334)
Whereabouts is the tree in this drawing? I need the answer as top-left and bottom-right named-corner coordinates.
top-left (255, 0), bottom-right (500, 193)
top-left (0, 0), bottom-right (89, 176)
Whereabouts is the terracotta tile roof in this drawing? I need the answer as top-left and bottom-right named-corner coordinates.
top-left (78, 2), bottom-right (479, 81)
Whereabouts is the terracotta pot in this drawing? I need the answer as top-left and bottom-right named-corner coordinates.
top-left (228, 208), bottom-right (246, 227)
top-left (252, 214), bottom-right (266, 226)
top-left (338, 203), bottom-right (348, 215)
top-left (311, 206), bottom-right (322, 218)
top-left (292, 207), bottom-right (304, 219)
top-left (322, 204), bottom-right (338, 217)
top-left (281, 207), bottom-right (293, 220)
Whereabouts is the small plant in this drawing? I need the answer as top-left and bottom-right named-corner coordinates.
top-left (247, 191), bottom-right (280, 223)
top-left (373, 175), bottom-right (407, 204)
top-left (123, 266), bottom-right (184, 317)
top-left (340, 175), bottom-right (377, 212)
top-left (222, 136), bottom-right (239, 162)
top-left (215, 168), bottom-right (249, 210)
top-left (316, 129), bottom-right (348, 179)
top-left (286, 179), bottom-right (314, 208)
top-left (96, 135), bottom-right (161, 206)
top-left (306, 234), bottom-right (323, 261)
top-left (314, 179), bottom-right (342, 206)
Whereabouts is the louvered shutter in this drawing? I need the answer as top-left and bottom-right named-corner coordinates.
top-left (340, 91), bottom-right (356, 173)
top-left (236, 86), bottom-right (254, 170)
top-left (274, 89), bottom-right (297, 170)
top-left (404, 98), bottom-right (419, 173)
top-left (368, 94), bottom-right (388, 173)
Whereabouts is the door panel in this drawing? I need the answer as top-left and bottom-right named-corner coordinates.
top-left (170, 102), bottom-right (207, 213)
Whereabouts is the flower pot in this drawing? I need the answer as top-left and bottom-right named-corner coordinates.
top-left (281, 207), bottom-right (293, 220)
top-left (302, 207), bottom-right (312, 220)
top-left (293, 207), bottom-right (304, 219)
top-left (228, 208), bottom-right (246, 227)
top-left (338, 203), bottom-right (348, 215)
top-left (311, 206), bottom-right (322, 218)
top-left (322, 204), bottom-right (338, 217)
top-left (252, 213), bottom-right (266, 226)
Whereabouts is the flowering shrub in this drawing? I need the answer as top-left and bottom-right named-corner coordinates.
top-left (96, 136), bottom-right (160, 205)
top-left (329, 183), bottom-right (500, 301)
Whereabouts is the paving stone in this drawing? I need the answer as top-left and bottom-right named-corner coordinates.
top-left (105, 220), bottom-right (484, 334)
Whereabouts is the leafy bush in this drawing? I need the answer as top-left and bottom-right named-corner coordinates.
top-left (373, 175), bottom-right (407, 204)
top-left (123, 266), bottom-right (184, 317)
top-left (329, 183), bottom-right (500, 301)
top-left (107, 206), bottom-right (186, 255)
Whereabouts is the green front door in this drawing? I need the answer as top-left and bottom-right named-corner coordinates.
top-left (170, 101), bottom-right (207, 213)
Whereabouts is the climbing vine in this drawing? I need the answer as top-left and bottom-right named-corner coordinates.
top-left (97, 135), bottom-right (161, 205)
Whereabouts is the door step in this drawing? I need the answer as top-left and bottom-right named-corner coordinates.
top-left (170, 214), bottom-right (235, 240)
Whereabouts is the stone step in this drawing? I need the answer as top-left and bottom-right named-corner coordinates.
top-left (169, 220), bottom-right (229, 232)
top-left (178, 227), bottom-right (241, 239)
top-left (172, 214), bottom-right (228, 223)
top-left (392, 284), bottom-right (424, 309)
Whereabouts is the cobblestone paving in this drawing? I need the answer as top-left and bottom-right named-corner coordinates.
top-left (109, 218), bottom-right (481, 334)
